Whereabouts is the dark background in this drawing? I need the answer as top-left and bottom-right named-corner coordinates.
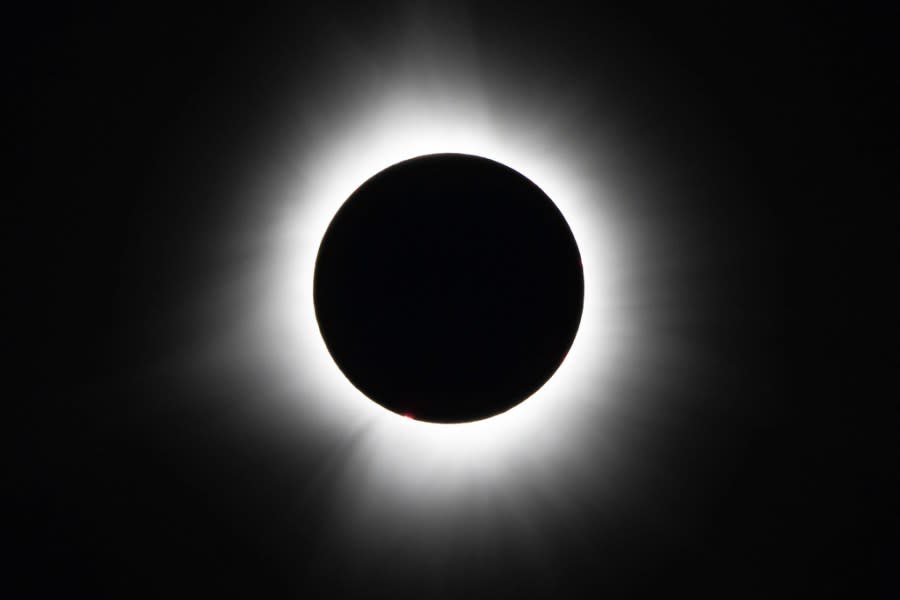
top-left (10, 2), bottom-right (897, 598)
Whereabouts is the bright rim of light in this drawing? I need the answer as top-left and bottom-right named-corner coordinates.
top-left (250, 81), bottom-right (635, 520)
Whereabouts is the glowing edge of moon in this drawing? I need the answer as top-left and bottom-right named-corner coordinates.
top-left (250, 84), bottom-right (637, 507)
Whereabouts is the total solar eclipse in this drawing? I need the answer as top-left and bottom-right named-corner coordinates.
top-left (313, 154), bottom-right (584, 423)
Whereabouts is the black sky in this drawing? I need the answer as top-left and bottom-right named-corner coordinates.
top-left (10, 3), bottom-right (898, 598)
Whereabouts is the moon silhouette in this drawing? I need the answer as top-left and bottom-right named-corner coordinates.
top-left (314, 154), bottom-right (584, 423)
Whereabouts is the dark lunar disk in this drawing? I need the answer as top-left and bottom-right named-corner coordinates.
top-left (313, 154), bottom-right (584, 423)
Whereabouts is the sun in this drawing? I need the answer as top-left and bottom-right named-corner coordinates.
top-left (243, 78), bottom-right (639, 525)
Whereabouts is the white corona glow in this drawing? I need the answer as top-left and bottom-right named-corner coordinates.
top-left (248, 78), bottom-right (637, 520)
top-left (232, 47), bottom-right (634, 529)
